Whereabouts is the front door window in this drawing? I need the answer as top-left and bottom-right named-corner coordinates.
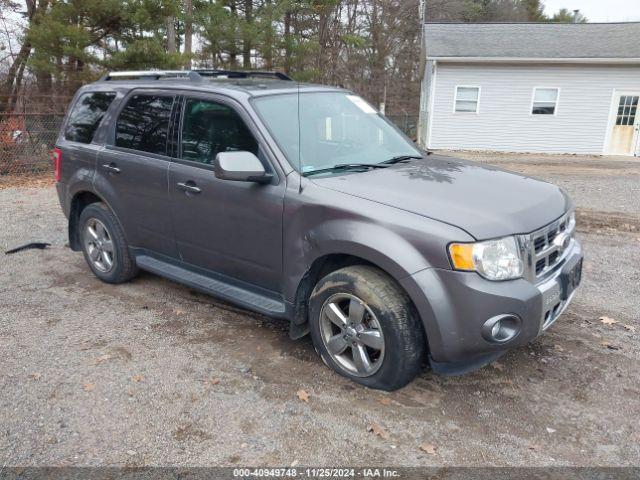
top-left (616, 95), bottom-right (638, 126)
top-left (181, 99), bottom-right (259, 165)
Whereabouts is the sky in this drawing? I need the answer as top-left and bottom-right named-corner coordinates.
top-left (544, 0), bottom-right (640, 22)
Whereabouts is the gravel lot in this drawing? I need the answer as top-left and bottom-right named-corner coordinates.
top-left (1, 154), bottom-right (639, 468)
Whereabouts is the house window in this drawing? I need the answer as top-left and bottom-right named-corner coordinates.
top-left (454, 86), bottom-right (480, 113)
top-left (616, 95), bottom-right (639, 126)
top-left (532, 88), bottom-right (559, 115)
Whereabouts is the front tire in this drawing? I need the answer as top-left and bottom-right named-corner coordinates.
top-left (309, 265), bottom-right (426, 391)
top-left (79, 203), bottom-right (138, 284)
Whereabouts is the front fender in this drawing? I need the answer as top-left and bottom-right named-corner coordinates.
top-left (282, 182), bottom-right (474, 303)
top-left (310, 219), bottom-right (430, 281)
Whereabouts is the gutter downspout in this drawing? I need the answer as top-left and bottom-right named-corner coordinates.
top-left (418, 58), bottom-right (436, 148)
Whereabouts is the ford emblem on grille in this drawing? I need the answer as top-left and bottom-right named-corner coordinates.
top-left (553, 232), bottom-right (571, 252)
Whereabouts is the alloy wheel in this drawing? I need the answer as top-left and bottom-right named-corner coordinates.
top-left (83, 218), bottom-right (115, 273)
top-left (319, 293), bottom-right (385, 377)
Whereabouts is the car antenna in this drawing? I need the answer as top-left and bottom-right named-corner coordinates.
top-left (297, 79), bottom-right (303, 193)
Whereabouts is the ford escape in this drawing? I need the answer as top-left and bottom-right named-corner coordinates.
top-left (54, 70), bottom-right (583, 390)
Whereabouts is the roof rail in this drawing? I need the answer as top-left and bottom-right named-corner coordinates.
top-left (193, 70), bottom-right (293, 81)
top-left (99, 70), bottom-right (203, 82)
top-left (98, 69), bottom-right (293, 83)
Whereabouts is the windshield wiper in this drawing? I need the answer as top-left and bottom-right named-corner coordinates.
top-left (303, 163), bottom-right (390, 177)
top-left (380, 155), bottom-right (423, 165)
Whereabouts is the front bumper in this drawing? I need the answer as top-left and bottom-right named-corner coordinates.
top-left (400, 239), bottom-right (583, 375)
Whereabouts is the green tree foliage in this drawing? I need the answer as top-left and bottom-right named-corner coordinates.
top-left (1, 0), bottom-right (589, 111)
top-left (524, 0), bottom-right (546, 21)
top-left (550, 7), bottom-right (587, 23)
top-left (459, 0), bottom-right (547, 22)
top-left (25, 0), bottom-right (184, 90)
top-left (27, 0), bottom-right (125, 84)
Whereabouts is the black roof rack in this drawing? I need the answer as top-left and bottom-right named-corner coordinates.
top-left (99, 70), bottom-right (203, 81)
top-left (98, 69), bottom-right (293, 82)
top-left (193, 70), bottom-right (293, 81)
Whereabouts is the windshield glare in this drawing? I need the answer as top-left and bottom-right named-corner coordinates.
top-left (252, 92), bottom-right (421, 174)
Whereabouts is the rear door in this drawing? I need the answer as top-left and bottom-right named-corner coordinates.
top-left (168, 94), bottom-right (286, 292)
top-left (95, 90), bottom-right (178, 257)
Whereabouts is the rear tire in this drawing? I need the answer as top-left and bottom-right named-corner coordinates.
top-left (309, 265), bottom-right (426, 391)
top-left (79, 203), bottom-right (138, 284)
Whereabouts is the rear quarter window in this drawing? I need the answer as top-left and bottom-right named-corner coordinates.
top-left (115, 94), bottom-right (174, 156)
top-left (64, 92), bottom-right (116, 144)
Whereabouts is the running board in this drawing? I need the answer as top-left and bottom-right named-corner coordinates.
top-left (135, 255), bottom-right (287, 318)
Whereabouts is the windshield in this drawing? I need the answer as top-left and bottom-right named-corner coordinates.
top-left (252, 92), bottom-right (421, 175)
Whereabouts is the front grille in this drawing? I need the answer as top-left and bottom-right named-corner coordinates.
top-left (543, 298), bottom-right (563, 330)
top-left (519, 211), bottom-right (576, 283)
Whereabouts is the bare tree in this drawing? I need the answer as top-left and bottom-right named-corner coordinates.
top-left (184, 0), bottom-right (193, 68)
top-left (0, 0), bottom-right (39, 114)
top-left (166, 17), bottom-right (177, 53)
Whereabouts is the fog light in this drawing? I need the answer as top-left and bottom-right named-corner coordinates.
top-left (482, 314), bottom-right (521, 344)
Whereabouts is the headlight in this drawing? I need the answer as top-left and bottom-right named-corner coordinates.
top-left (449, 236), bottom-right (524, 281)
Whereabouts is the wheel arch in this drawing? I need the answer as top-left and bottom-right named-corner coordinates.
top-left (290, 251), bottom-right (429, 352)
top-left (68, 190), bottom-right (115, 251)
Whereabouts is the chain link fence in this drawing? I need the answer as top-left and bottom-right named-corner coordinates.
top-left (1, 94), bottom-right (71, 175)
top-left (1, 95), bottom-right (419, 176)
top-left (387, 113), bottom-right (419, 141)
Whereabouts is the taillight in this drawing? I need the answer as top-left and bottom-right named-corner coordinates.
top-left (53, 147), bottom-right (62, 182)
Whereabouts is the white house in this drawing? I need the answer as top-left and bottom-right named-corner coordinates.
top-left (418, 22), bottom-right (640, 156)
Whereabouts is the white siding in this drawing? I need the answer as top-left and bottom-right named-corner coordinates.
top-left (427, 63), bottom-right (640, 154)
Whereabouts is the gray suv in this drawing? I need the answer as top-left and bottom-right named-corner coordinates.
top-left (54, 70), bottom-right (583, 390)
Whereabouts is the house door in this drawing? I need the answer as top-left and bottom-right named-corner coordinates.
top-left (607, 94), bottom-right (639, 156)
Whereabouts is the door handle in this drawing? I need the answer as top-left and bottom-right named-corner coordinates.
top-left (177, 182), bottom-right (201, 194)
top-left (102, 163), bottom-right (121, 174)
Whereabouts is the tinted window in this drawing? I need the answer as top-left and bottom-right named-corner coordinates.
top-left (181, 99), bottom-right (258, 164)
top-left (64, 92), bottom-right (116, 143)
top-left (115, 94), bottom-right (174, 155)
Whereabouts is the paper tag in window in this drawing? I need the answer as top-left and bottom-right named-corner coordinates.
top-left (346, 95), bottom-right (377, 114)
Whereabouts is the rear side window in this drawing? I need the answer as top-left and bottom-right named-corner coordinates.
top-left (64, 92), bottom-right (116, 144)
top-left (115, 94), bottom-right (174, 155)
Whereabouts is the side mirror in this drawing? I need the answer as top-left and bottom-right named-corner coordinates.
top-left (214, 151), bottom-right (272, 184)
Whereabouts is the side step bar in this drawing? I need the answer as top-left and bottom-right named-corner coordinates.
top-left (135, 255), bottom-right (288, 318)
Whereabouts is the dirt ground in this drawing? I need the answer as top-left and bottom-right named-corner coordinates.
top-left (0, 153), bottom-right (639, 468)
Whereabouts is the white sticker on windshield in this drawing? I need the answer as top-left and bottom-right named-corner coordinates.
top-left (346, 95), bottom-right (377, 114)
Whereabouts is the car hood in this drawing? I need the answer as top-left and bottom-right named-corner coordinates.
top-left (311, 155), bottom-right (570, 239)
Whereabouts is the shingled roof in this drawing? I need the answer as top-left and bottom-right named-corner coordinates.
top-left (424, 22), bottom-right (640, 60)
